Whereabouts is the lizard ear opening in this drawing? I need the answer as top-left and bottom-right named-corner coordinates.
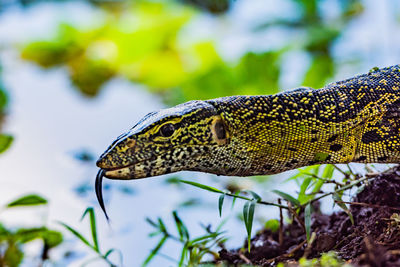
top-left (211, 116), bottom-right (229, 144)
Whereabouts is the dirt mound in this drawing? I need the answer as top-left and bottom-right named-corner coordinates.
top-left (219, 166), bottom-right (400, 266)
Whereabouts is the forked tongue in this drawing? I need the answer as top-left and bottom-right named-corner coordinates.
top-left (95, 169), bottom-right (110, 221)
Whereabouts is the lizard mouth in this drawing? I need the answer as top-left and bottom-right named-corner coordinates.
top-left (95, 158), bottom-right (157, 220)
top-left (96, 152), bottom-right (157, 180)
top-left (102, 164), bottom-right (136, 179)
top-left (95, 162), bottom-right (144, 221)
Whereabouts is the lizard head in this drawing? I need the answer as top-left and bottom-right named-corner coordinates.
top-left (96, 100), bottom-right (231, 180)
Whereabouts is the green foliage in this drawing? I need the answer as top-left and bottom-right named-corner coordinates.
top-left (218, 194), bottom-right (225, 217)
top-left (142, 211), bottom-right (226, 266)
top-left (298, 251), bottom-right (352, 267)
top-left (0, 84), bottom-right (7, 112)
top-left (332, 192), bottom-right (354, 225)
top-left (0, 134), bottom-right (13, 154)
top-left (272, 189), bottom-right (300, 206)
top-left (0, 63), bottom-right (12, 155)
top-left (183, 0), bottom-right (231, 14)
top-left (264, 219), bottom-right (280, 232)
top-left (0, 64), bottom-right (7, 110)
top-left (59, 207), bottom-right (119, 266)
top-left (21, 2), bottom-right (195, 98)
top-left (179, 162), bottom-right (373, 258)
top-left (180, 180), bottom-right (224, 194)
top-left (144, 211), bottom-right (227, 266)
top-left (6, 194), bottom-right (47, 207)
top-left (304, 203), bottom-right (311, 241)
top-left (0, 194), bottom-right (63, 266)
top-left (171, 50), bottom-right (281, 105)
top-left (20, 0), bottom-right (364, 106)
top-left (243, 200), bottom-right (256, 252)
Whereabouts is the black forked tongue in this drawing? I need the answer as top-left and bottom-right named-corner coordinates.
top-left (95, 169), bottom-right (110, 221)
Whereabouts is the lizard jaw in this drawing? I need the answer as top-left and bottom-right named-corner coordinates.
top-left (103, 164), bottom-right (138, 180)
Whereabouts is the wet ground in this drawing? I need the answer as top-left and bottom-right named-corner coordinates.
top-left (219, 166), bottom-right (400, 266)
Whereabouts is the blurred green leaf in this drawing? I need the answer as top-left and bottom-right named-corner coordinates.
top-left (157, 218), bottom-right (168, 233)
top-left (15, 228), bottom-right (45, 244)
top-left (305, 203), bottom-right (312, 241)
top-left (4, 242), bottom-right (23, 267)
top-left (145, 217), bottom-right (159, 229)
top-left (272, 190), bottom-right (300, 207)
top-left (0, 87), bottom-right (8, 110)
top-left (59, 222), bottom-right (93, 250)
top-left (321, 164), bottom-right (335, 179)
top-left (218, 194), bottom-right (225, 217)
top-left (81, 207), bottom-right (100, 252)
top-left (142, 236), bottom-right (168, 266)
top-left (179, 180), bottom-right (223, 193)
top-left (7, 194), bottom-right (47, 208)
top-left (183, 0), bottom-right (231, 14)
top-left (303, 54), bottom-right (335, 88)
top-left (264, 219), bottom-right (280, 232)
top-left (104, 248), bottom-right (116, 258)
top-left (0, 134), bottom-right (13, 154)
top-left (173, 211), bottom-right (189, 241)
top-left (298, 177), bottom-right (313, 204)
top-left (243, 200), bottom-right (256, 252)
top-left (333, 193), bottom-right (354, 225)
top-left (42, 230), bottom-right (63, 248)
top-left (245, 190), bottom-right (262, 201)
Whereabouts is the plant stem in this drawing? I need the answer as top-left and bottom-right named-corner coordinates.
top-left (302, 175), bottom-right (374, 208)
top-left (222, 191), bottom-right (289, 209)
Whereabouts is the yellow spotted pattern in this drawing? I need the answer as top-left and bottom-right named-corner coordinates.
top-left (98, 65), bottom-right (400, 179)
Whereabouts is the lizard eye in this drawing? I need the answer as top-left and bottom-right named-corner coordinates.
top-left (160, 123), bottom-right (175, 137)
top-left (214, 121), bottom-right (226, 140)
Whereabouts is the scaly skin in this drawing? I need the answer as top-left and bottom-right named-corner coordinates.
top-left (96, 64), bottom-right (400, 180)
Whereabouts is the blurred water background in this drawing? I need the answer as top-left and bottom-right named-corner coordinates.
top-left (0, 0), bottom-right (400, 266)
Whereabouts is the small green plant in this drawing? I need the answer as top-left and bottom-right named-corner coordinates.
top-left (144, 210), bottom-right (227, 266)
top-left (0, 194), bottom-right (63, 266)
top-left (178, 163), bottom-right (377, 255)
top-left (298, 251), bottom-right (352, 267)
top-left (59, 207), bottom-right (121, 267)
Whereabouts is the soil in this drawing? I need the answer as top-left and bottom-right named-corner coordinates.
top-left (218, 166), bottom-right (400, 266)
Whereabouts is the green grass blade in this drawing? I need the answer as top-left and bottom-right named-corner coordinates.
top-left (231, 191), bottom-right (239, 209)
top-left (333, 193), bottom-right (354, 225)
top-left (7, 194), bottom-right (47, 208)
top-left (178, 243), bottom-right (188, 267)
top-left (58, 222), bottom-right (94, 250)
top-left (157, 218), bottom-right (168, 233)
top-left (243, 201), bottom-right (249, 225)
top-left (173, 211), bottom-right (189, 241)
top-left (81, 207), bottom-right (99, 253)
top-left (304, 203), bottom-right (312, 242)
top-left (142, 236), bottom-right (168, 266)
top-left (243, 200), bottom-right (256, 252)
top-left (245, 190), bottom-right (261, 201)
top-left (145, 218), bottom-right (158, 229)
top-left (218, 194), bottom-right (225, 217)
top-left (189, 233), bottom-right (220, 244)
top-left (321, 164), bottom-right (335, 179)
top-left (104, 248), bottom-right (115, 258)
top-left (272, 190), bottom-right (300, 207)
top-left (298, 177), bottom-right (313, 204)
top-left (179, 180), bottom-right (223, 193)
